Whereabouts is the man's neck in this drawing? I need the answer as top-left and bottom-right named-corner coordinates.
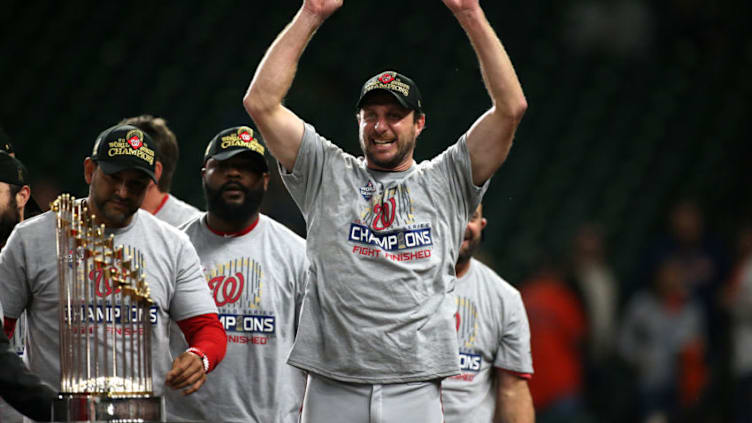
top-left (140, 185), bottom-right (168, 214)
top-left (455, 257), bottom-right (472, 278)
top-left (206, 212), bottom-right (260, 236)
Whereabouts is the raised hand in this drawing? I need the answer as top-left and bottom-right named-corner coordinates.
top-left (442, 0), bottom-right (480, 15)
top-left (303, 0), bottom-right (343, 21)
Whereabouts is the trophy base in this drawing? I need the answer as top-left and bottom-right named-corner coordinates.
top-left (52, 394), bottom-right (164, 422)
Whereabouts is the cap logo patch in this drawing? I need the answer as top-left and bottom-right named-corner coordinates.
top-left (219, 126), bottom-right (265, 155)
top-left (126, 129), bottom-right (144, 150)
top-left (239, 129), bottom-right (253, 143)
top-left (378, 73), bottom-right (395, 84)
top-left (106, 130), bottom-right (155, 166)
top-left (364, 76), bottom-right (410, 97)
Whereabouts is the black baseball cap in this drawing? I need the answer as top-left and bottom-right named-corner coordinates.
top-left (356, 71), bottom-right (423, 112)
top-left (0, 152), bottom-right (29, 186)
top-left (0, 152), bottom-right (43, 215)
top-left (203, 126), bottom-right (268, 172)
top-left (91, 124), bottom-right (158, 182)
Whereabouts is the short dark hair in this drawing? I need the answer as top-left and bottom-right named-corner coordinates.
top-left (119, 115), bottom-right (178, 193)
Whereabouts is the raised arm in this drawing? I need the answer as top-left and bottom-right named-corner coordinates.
top-left (444, 0), bottom-right (527, 186)
top-left (243, 0), bottom-right (342, 171)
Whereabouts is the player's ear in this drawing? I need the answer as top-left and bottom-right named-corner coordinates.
top-left (153, 161), bottom-right (163, 184)
top-left (262, 172), bottom-right (271, 191)
top-left (84, 157), bottom-right (96, 184)
top-left (15, 185), bottom-right (31, 210)
top-left (414, 112), bottom-right (426, 137)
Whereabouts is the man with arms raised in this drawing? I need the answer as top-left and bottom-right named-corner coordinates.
top-left (442, 204), bottom-right (535, 423)
top-left (169, 126), bottom-right (307, 422)
top-left (244, 0), bottom-right (526, 421)
top-left (0, 124), bottom-right (227, 420)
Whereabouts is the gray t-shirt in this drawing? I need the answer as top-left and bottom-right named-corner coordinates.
top-left (281, 123), bottom-right (487, 383)
top-left (154, 194), bottom-right (201, 228)
top-left (0, 207), bottom-right (217, 398)
top-left (167, 214), bottom-right (308, 423)
top-left (442, 258), bottom-right (534, 423)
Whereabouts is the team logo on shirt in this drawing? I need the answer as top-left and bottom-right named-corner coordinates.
top-left (349, 181), bottom-right (434, 262)
top-left (454, 296), bottom-right (481, 379)
top-left (359, 181), bottom-right (376, 200)
top-left (205, 258), bottom-right (276, 345)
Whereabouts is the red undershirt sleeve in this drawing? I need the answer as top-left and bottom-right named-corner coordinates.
top-left (500, 368), bottom-right (533, 380)
top-left (3, 317), bottom-right (17, 338)
top-left (176, 313), bottom-right (227, 373)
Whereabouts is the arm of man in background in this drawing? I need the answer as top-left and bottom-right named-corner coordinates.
top-left (443, 0), bottom-right (528, 186)
top-left (0, 312), bottom-right (57, 422)
top-left (243, 0), bottom-right (342, 171)
top-left (165, 313), bottom-right (227, 396)
top-left (494, 369), bottom-right (535, 423)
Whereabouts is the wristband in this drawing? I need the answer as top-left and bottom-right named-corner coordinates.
top-left (186, 347), bottom-right (210, 373)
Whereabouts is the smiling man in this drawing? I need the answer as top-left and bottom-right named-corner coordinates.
top-left (243, 0), bottom-right (527, 421)
top-left (0, 124), bottom-right (227, 420)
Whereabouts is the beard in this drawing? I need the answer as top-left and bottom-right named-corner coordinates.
top-left (457, 232), bottom-right (482, 265)
top-left (359, 132), bottom-right (417, 170)
top-left (204, 180), bottom-right (264, 224)
top-left (0, 200), bottom-right (20, 246)
top-left (90, 193), bottom-right (140, 227)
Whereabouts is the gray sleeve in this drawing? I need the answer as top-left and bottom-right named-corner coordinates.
top-left (169, 234), bottom-right (218, 321)
top-left (279, 123), bottom-right (344, 218)
top-left (0, 228), bottom-right (30, 319)
top-left (494, 290), bottom-right (534, 374)
top-left (293, 252), bottom-right (310, 334)
top-left (433, 136), bottom-right (489, 224)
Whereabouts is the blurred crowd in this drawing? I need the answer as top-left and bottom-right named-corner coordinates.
top-left (521, 198), bottom-right (749, 423)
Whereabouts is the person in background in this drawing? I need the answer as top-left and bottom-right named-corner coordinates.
top-left (169, 125), bottom-right (308, 422)
top-left (619, 254), bottom-right (708, 423)
top-left (442, 204), bottom-right (534, 423)
top-left (120, 115), bottom-right (201, 227)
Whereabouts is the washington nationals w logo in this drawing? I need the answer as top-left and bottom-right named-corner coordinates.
top-left (372, 198), bottom-right (396, 230)
top-left (90, 269), bottom-right (122, 297)
top-left (209, 273), bottom-right (245, 307)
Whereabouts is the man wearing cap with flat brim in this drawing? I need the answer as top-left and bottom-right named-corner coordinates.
top-left (168, 125), bottom-right (308, 422)
top-left (243, 0), bottom-right (527, 421)
top-left (0, 124), bottom-right (228, 420)
top-left (0, 153), bottom-right (33, 249)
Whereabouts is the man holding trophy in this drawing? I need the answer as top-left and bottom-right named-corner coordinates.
top-left (0, 124), bottom-right (227, 421)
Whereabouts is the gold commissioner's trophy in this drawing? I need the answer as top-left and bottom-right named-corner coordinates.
top-left (51, 194), bottom-right (163, 422)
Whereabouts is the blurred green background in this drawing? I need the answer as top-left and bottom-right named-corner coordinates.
top-left (1, 1), bottom-right (750, 421)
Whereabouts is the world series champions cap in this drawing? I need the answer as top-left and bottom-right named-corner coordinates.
top-left (356, 71), bottom-right (423, 112)
top-left (91, 124), bottom-right (158, 182)
top-left (203, 126), bottom-right (269, 172)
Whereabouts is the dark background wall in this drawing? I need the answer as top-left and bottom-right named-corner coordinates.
top-left (2, 1), bottom-right (748, 286)
top-left (1, 1), bottom-right (750, 419)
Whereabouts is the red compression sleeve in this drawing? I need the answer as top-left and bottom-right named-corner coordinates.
top-left (3, 317), bottom-right (17, 338)
top-left (176, 313), bottom-right (227, 372)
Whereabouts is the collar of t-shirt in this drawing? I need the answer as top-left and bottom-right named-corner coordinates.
top-left (204, 215), bottom-right (260, 238)
top-left (152, 194), bottom-right (170, 215)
